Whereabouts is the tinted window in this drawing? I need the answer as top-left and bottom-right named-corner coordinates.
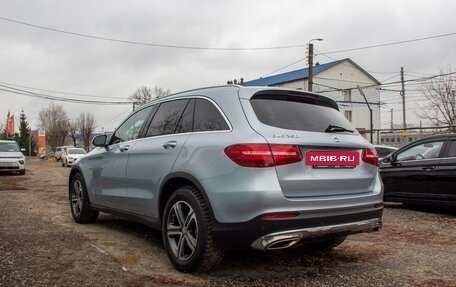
top-left (111, 106), bottom-right (153, 144)
top-left (176, 99), bottom-right (194, 134)
top-left (146, 99), bottom-right (189, 136)
top-left (447, 141), bottom-right (456, 157)
top-left (396, 140), bottom-right (444, 161)
top-left (194, 99), bottom-right (229, 132)
top-left (376, 147), bottom-right (395, 158)
top-left (251, 96), bottom-right (353, 132)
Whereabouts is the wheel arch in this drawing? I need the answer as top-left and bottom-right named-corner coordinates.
top-left (159, 172), bottom-right (214, 224)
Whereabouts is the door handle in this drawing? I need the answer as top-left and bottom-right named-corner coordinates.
top-left (163, 141), bottom-right (178, 150)
top-left (422, 166), bottom-right (436, 171)
top-left (119, 145), bottom-right (130, 152)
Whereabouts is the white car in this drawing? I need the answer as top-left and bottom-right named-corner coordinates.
top-left (61, 148), bottom-right (87, 167)
top-left (54, 145), bottom-right (75, 162)
top-left (0, 140), bottom-right (26, 175)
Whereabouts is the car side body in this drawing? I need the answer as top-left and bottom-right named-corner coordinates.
top-left (69, 85), bottom-right (383, 272)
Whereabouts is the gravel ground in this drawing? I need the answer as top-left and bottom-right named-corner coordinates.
top-left (0, 159), bottom-right (455, 287)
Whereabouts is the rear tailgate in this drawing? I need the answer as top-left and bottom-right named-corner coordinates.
top-left (238, 89), bottom-right (378, 198)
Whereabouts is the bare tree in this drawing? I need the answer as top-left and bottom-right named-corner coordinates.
top-left (39, 103), bottom-right (70, 149)
top-left (153, 86), bottom-right (171, 98)
top-left (68, 117), bottom-right (79, 147)
top-left (418, 67), bottom-right (456, 131)
top-left (77, 112), bottom-right (96, 151)
top-left (129, 86), bottom-right (171, 108)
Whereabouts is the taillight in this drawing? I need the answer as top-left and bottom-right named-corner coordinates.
top-left (362, 148), bottom-right (379, 166)
top-left (224, 144), bottom-right (302, 168)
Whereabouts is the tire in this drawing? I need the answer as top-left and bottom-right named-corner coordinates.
top-left (162, 186), bottom-right (223, 273)
top-left (69, 172), bottom-right (99, 223)
top-left (61, 160), bottom-right (65, 167)
top-left (302, 236), bottom-right (347, 251)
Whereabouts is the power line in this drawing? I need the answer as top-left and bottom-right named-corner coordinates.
top-left (260, 57), bottom-right (307, 78)
top-left (0, 80), bottom-right (127, 99)
top-left (0, 84), bottom-right (131, 105)
top-left (322, 32), bottom-right (456, 54)
top-left (0, 16), bottom-right (308, 51)
top-left (2, 15), bottom-right (455, 54)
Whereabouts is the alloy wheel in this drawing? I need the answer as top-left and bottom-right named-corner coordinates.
top-left (166, 201), bottom-right (198, 261)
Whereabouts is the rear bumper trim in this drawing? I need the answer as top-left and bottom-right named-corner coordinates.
top-left (251, 218), bottom-right (382, 251)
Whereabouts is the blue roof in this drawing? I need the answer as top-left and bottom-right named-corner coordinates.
top-left (243, 59), bottom-right (347, 86)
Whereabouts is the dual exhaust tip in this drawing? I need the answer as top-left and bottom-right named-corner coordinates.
top-left (251, 218), bottom-right (382, 251)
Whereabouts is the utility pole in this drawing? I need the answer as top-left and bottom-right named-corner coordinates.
top-left (400, 67), bottom-right (406, 129)
top-left (357, 85), bottom-right (373, 143)
top-left (307, 43), bottom-right (314, 92)
top-left (307, 38), bottom-right (323, 92)
top-left (390, 108), bottom-right (393, 130)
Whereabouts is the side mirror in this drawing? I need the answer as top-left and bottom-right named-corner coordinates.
top-left (382, 154), bottom-right (395, 163)
top-left (92, 134), bottom-right (108, 147)
top-left (20, 148), bottom-right (26, 152)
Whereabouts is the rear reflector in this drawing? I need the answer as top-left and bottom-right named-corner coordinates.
top-left (362, 148), bottom-right (379, 167)
top-left (374, 202), bottom-right (384, 209)
top-left (225, 144), bottom-right (302, 168)
top-left (262, 212), bottom-right (299, 220)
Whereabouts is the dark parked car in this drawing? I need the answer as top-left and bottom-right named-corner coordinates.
top-left (380, 134), bottom-right (456, 208)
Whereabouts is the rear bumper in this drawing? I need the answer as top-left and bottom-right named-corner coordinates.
top-left (213, 207), bottom-right (383, 250)
top-left (251, 218), bottom-right (381, 251)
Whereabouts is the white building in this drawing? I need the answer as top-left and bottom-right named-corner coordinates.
top-left (243, 58), bottom-right (381, 143)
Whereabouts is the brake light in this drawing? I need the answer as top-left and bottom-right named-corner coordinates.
top-left (224, 144), bottom-right (302, 168)
top-left (362, 148), bottom-right (379, 166)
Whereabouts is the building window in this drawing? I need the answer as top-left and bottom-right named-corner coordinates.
top-left (397, 137), bottom-right (401, 143)
top-left (391, 138), bottom-right (395, 142)
top-left (386, 138), bottom-right (390, 143)
top-left (342, 90), bottom-right (352, 102)
top-left (344, 110), bottom-right (352, 122)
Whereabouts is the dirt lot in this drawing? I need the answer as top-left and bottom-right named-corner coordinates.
top-left (0, 159), bottom-right (455, 287)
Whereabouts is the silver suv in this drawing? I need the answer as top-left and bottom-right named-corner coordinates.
top-left (69, 86), bottom-right (383, 272)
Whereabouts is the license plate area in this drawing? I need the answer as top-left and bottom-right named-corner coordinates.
top-left (306, 151), bottom-right (359, 168)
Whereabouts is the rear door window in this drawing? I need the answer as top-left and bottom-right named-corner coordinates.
top-left (146, 99), bottom-right (189, 136)
top-left (250, 95), bottom-right (353, 132)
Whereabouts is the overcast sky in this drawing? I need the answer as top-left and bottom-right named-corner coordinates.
top-left (1, 0), bottom-right (455, 131)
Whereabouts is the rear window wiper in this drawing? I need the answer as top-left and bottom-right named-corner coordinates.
top-left (325, 124), bottom-right (354, 133)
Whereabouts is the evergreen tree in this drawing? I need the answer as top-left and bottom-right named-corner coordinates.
top-left (18, 110), bottom-right (37, 156)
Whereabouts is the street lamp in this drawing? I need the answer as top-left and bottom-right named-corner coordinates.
top-left (307, 38), bottom-right (323, 92)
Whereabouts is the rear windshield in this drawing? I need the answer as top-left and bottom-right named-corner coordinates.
top-left (250, 95), bottom-right (354, 133)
